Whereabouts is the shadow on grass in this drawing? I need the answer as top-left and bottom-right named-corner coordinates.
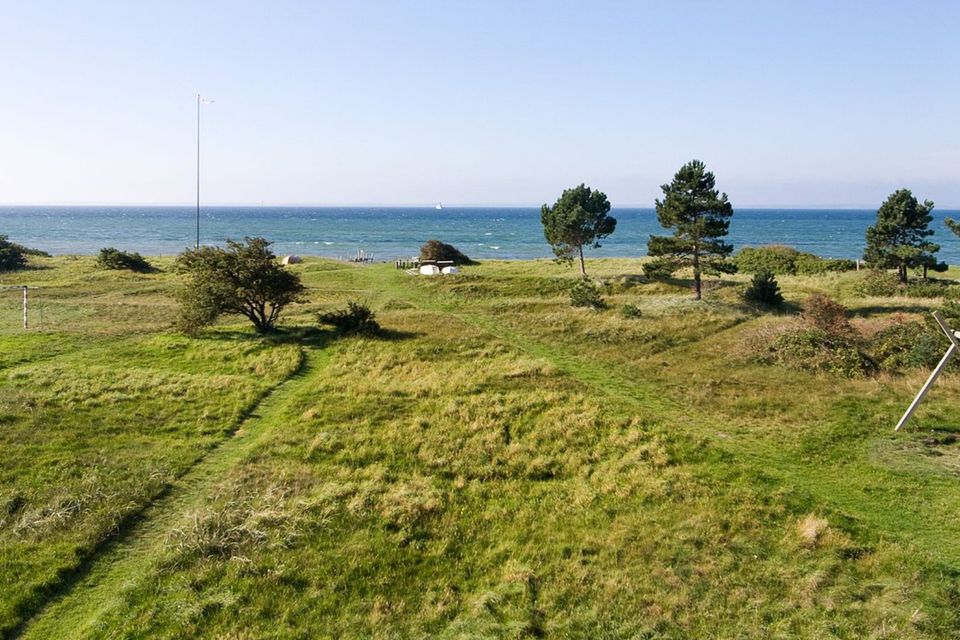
top-left (852, 304), bottom-right (939, 318)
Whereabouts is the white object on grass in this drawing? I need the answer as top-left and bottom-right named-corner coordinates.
top-left (281, 255), bottom-right (302, 265)
top-left (419, 264), bottom-right (440, 276)
top-left (895, 311), bottom-right (960, 431)
top-left (441, 266), bottom-right (459, 275)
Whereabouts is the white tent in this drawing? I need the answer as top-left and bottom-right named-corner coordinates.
top-left (419, 264), bottom-right (441, 276)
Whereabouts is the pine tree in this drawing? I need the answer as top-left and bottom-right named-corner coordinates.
top-left (541, 184), bottom-right (616, 277)
top-left (646, 160), bottom-right (735, 300)
top-left (864, 189), bottom-right (939, 284)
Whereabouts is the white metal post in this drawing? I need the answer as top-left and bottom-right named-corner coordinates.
top-left (895, 312), bottom-right (960, 431)
top-left (22, 286), bottom-right (27, 330)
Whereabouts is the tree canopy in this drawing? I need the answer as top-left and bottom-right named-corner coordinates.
top-left (863, 189), bottom-right (940, 283)
top-left (175, 237), bottom-right (305, 334)
top-left (540, 184), bottom-right (616, 276)
top-left (646, 160), bottom-right (735, 300)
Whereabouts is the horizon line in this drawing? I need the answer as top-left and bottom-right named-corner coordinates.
top-left (4, 202), bottom-right (960, 210)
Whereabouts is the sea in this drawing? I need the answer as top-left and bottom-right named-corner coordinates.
top-left (4, 206), bottom-right (960, 264)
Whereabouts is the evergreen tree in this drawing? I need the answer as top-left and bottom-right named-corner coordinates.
top-left (646, 160), bottom-right (735, 300)
top-left (863, 189), bottom-right (938, 283)
top-left (541, 184), bottom-right (616, 277)
top-left (744, 269), bottom-right (783, 306)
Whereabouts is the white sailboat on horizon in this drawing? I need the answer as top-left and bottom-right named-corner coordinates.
top-left (435, 202), bottom-right (443, 210)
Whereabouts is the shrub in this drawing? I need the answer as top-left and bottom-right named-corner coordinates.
top-left (419, 240), bottom-right (476, 265)
top-left (802, 294), bottom-right (853, 337)
top-left (735, 245), bottom-right (856, 276)
top-left (855, 270), bottom-right (900, 297)
top-left (735, 245), bottom-right (799, 275)
top-left (0, 236), bottom-right (27, 271)
top-left (642, 258), bottom-right (678, 280)
top-left (744, 270), bottom-right (783, 306)
top-left (905, 279), bottom-right (956, 299)
top-left (621, 303), bottom-right (642, 319)
top-left (569, 279), bottom-right (606, 309)
top-left (870, 320), bottom-right (944, 370)
top-left (96, 247), bottom-right (153, 272)
top-left (175, 237), bottom-right (305, 334)
top-left (0, 235), bottom-right (47, 271)
top-left (794, 254), bottom-right (856, 275)
top-left (767, 328), bottom-right (874, 378)
top-left (318, 302), bottom-right (381, 336)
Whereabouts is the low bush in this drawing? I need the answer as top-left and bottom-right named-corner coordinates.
top-left (735, 245), bottom-right (799, 275)
top-left (870, 320), bottom-right (944, 370)
top-left (318, 301), bottom-right (381, 335)
top-left (735, 245), bottom-right (856, 276)
top-left (569, 280), bottom-right (606, 309)
top-left (744, 270), bottom-right (783, 306)
top-left (620, 303), bottom-right (642, 319)
top-left (855, 270), bottom-right (900, 297)
top-left (96, 247), bottom-right (153, 272)
top-left (802, 294), bottom-right (853, 337)
top-left (905, 279), bottom-right (956, 299)
top-left (0, 235), bottom-right (48, 271)
top-left (763, 328), bottom-right (875, 378)
top-left (419, 240), bottom-right (476, 265)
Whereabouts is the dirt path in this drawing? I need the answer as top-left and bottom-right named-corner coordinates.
top-left (14, 346), bottom-right (332, 639)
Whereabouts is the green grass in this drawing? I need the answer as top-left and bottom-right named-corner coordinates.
top-left (3, 256), bottom-right (960, 638)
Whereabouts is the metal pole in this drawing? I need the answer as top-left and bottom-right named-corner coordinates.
top-left (895, 312), bottom-right (960, 431)
top-left (22, 286), bottom-right (27, 330)
top-left (196, 93), bottom-right (201, 250)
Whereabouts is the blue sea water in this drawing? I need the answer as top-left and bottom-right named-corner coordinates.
top-left (3, 206), bottom-right (960, 264)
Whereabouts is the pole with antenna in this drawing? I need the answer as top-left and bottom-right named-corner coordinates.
top-left (196, 93), bottom-right (201, 250)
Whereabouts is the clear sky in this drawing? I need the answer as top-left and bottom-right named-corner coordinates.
top-left (1, 0), bottom-right (958, 207)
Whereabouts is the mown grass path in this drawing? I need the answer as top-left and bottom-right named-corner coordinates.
top-left (14, 345), bottom-right (332, 639)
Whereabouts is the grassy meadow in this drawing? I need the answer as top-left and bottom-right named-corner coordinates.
top-left (3, 255), bottom-right (960, 638)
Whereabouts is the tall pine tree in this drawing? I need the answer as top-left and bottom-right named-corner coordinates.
top-left (541, 184), bottom-right (616, 277)
top-left (863, 189), bottom-right (939, 283)
top-left (646, 160), bottom-right (735, 300)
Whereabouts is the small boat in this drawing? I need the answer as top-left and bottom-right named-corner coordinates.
top-left (435, 202), bottom-right (443, 210)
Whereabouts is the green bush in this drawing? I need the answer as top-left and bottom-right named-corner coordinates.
top-left (735, 245), bottom-right (799, 275)
top-left (870, 321), bottom-right (944, 370)
top-left (569, 280), bottom-right (606, 309)
top-left (641, 258), bottom-right (678, 280)
top-left (96, 247), bottom-right (153, 272)
top-left (419, 240), bottom-right (476, 265)
top-left (744, 270), bottom-right (783, 306)
top-left (855, 270), bottom-right (900, 297)
top-left (318, 301), bottom-right (381, 336)
top-left (794, 253), bottom-right (857, 275)
top-left (735, 245), bottom-right (856, 276)
top-left (621, 303), bottom-right (642, 318)
top-left (0, 235), bottom-right (47, 271)
top-left (905, 279), bottom-right (956, 299)
top-left (767, 328), bottom-right (874, 378)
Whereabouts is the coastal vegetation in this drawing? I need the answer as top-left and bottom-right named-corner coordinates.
top-left (95, 247), bottom-right (153, 273)
top-left (864, 189), bottom-right (944, 282)
top-left (419, 240), bottom-right (475, 265)
top-left (0, 236), bottom-right (48, 272)
top-left (540, 184), bottom-right (616, 277)
top-left (646, 160), bottom-right (736, 299)
top-left (735, 244), bottom-right (857, 275)
top-left (3, 255), bottom-right (960, 637)
top-left (174, 237), bottom-right (305, 334)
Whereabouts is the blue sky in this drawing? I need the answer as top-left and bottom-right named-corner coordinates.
top-left (1, 0), bottom-right (957, 207)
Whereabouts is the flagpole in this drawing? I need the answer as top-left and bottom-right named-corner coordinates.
top-left (196, 93), bottom-right (201, 250)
